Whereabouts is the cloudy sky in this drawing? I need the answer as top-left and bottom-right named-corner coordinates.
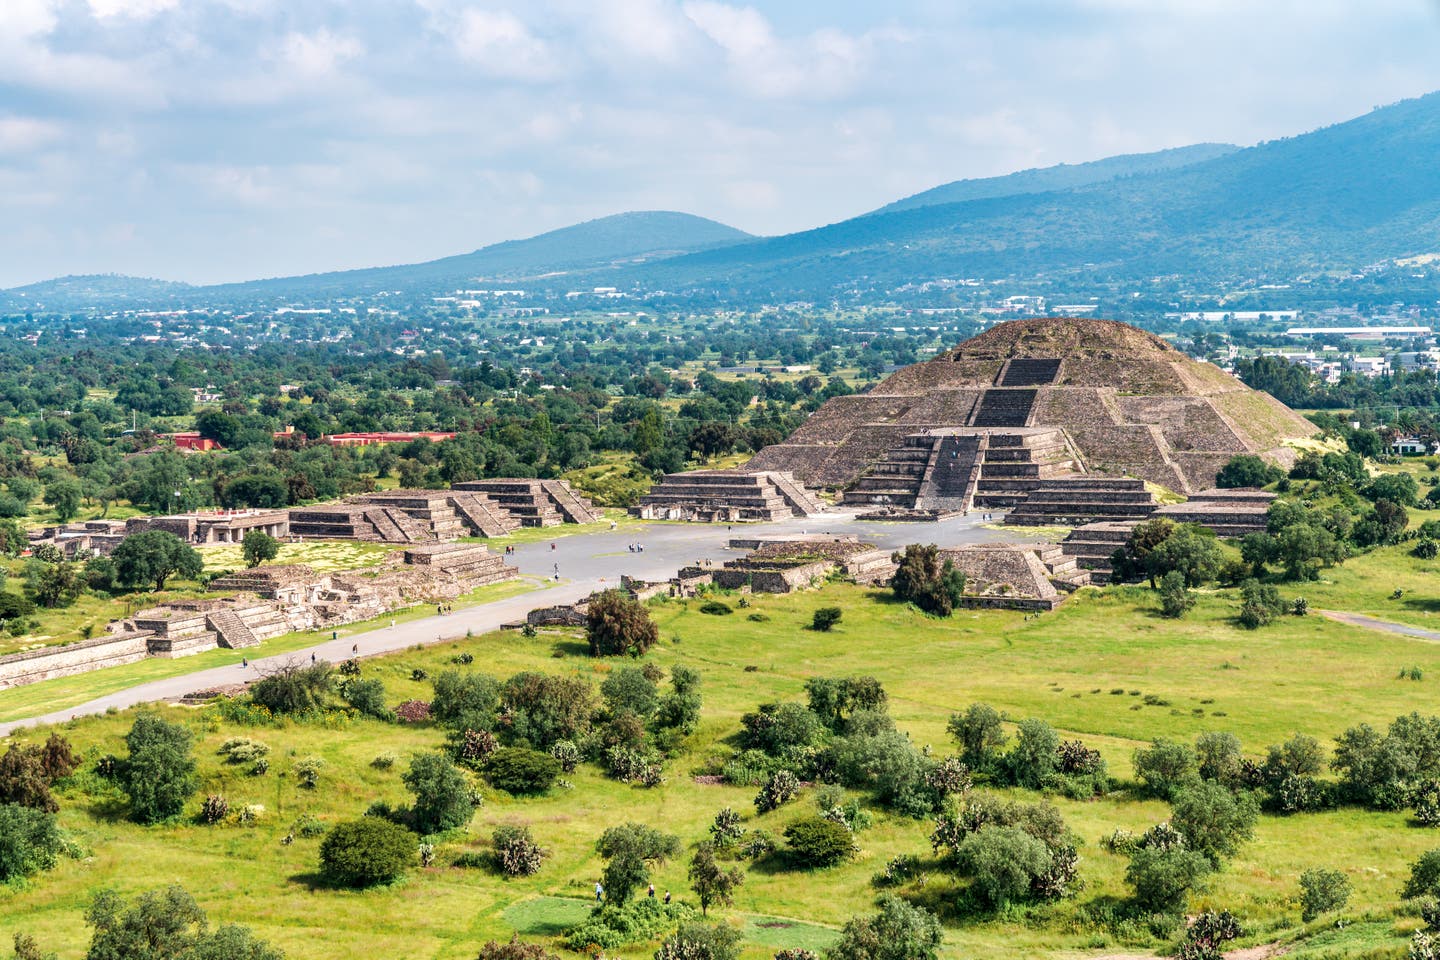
top-left (2, 0), bottom-right (1440, 288)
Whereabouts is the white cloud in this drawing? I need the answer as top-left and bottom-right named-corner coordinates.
top-left (277, 29), bottom-right (363, 79)
top-left (452, 9), bottom-right (560, 81)
top-left (87, 0), bottom-right (181, 18)
top-left (0, 0), bottom-right (59, 38)
top-left (0, 116), bottom-right (65, 154)
top-left (682, 1), bottom-right (875, 98)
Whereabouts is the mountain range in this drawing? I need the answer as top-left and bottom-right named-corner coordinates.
top-left (7, 92), bottom-right (1440, 308)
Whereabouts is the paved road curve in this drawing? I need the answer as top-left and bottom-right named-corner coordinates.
top-left (0, 511), bottom-right (1036, 736)
top-left (1318, 608), bottom-right (1440, 642)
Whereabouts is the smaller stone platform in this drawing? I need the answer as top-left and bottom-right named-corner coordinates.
top-left (633, 470), bottom-right (826, 522)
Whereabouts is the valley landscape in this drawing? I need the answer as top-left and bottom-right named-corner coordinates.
top-left (5, 5), bottom-right (1440, 960)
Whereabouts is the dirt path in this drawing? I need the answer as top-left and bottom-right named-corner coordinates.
top-left (1092, 945), bottom-right (1285, 960)
top-left (1318, 608), bottom-right (1440, 642)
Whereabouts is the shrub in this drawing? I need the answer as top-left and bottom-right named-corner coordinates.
top-left (1170, 782), bottom-right (1259, 866)
top-left (549, 740), bottom-right (580, 773)
top-left (1238, 579), bottom-right (1287, 629)
top-left (1195, 732), bottom-right (1244, 789)
top-left (502, 672), bottom-right (596, 748)
top-left (755, 770), bottom-right (801, 813)
top-left (890, 544), bottom-right (966, 616)
top-left (1216, 454), bottom-right (1283, 489)
top-left (947, 704), bottom-right (1007, 772)
top-left (475, 936), bottom-right (560, 960)
top-left (485, 748), bottom-right (561, 796)
top-left (828, 895), bottom-right (943, 960)
top-left (656, 922), bottom-right (741, 960)
top-left (1407, 850), bottom-right (1440, 900)
top-left (394, 700), bottom-right (432, 723)
top-left (0, 802), bottom-right (63, 883)
top-left (218, 737), bottom-right (270, 766)
top-left (250, 659), bottom-right (333, 715)
top-left (698, 600), bottom-right (733, 616)
top-left (405, 752), bottom-right (477, 834)
top-left (1299, 867), bottom-right (1351, 921)
top-left (319, 818), bottom-right (415, 887)
top-left (811, 607), bottom-right (842, 631)
top-left (117, 713), bottom-right (196, 825)
top-left (372, 752), bottom-right (398, 770)
top-left (1177, 910), bottom-right (1241, 960)
top-left (587, 590), bottom-right (659, 656)
top-left (783, 815), bottom-right (855, 868)
top-left (687, 842), bottom-right (745, 916)
top-left (294, 757), bottom-right (324, 790)
top-left (1126, 845), bottom-right (1211, 913)
top-left (431, 670), bottom-right (501, 731)
top-left (1158, 570), bottom-right (1194, 619)
top-left (201, 794), bottom-right (230, 824)
top-left (1005, 717), bottom-right (1059, 789)
top-left (341, 678), bottom-right (392, 721)
top-left (956, 824), bottom-right (1053, 907)
top-left (493, 825), bottom-right (547, 877)
top-left (0, 734), bottom-right (80, 812)
top-left (562, 898), bottom-right (693, 951)
top-left (1132, 739), bottom-right (1199, 800)
top-left (874, 853), bottom-right (921, 887)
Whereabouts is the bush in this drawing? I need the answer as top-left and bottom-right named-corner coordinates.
top-left (1170, 782), bottom-right (1259, 866)
top-left (698, 600), bottom-right (732, 616)
top-left (0, 734), bottom-right (79, 812)
top-left (1126, 845), bottom-right (1211, 913)
top-left (118, 713), bottom-right (197, 825)
top-left (1300, 867), bottom-right (1351, 921)
top-left (475, 936), bottom-right (560, 960)
top-left (596, 822), bottom-right (681, 904)
top-left (1177, 910), bottom-right (1241, 960)
top-left (755, 769), bottom-right (801, 813)
top-left (549, 740), bottom-right (580, 773)
top-left (562, 898), bottom-right (694, 952)
top-left (201, 794), bottom-right (230, 824)
top-left (493, 825), bottom-right (547, 877)
top-left (956, 824), bottom-right (1052, 907)
top-left (811, 607), bottom-right (842, 631)
top-left (394, 700), bottom-right (432, 723)
top-left (890, 544), bottom-right (966, 616)
top-left (250, 659), bottom-right (333, 715)
top-left (405, 752), bottom-right (477, 833)
top-left (783, 815), bottom-right (856, 868)
top-left (656, 922), bottom-right (741, 960)
top-left (319, 818), bottom-right (415, 887)
top-left (0, 802), bottom-right (63, 883)
top-left (1417, 539), bottom-right (1440, 560)
top-left (1238, 578), bottom-right (1287, 629)
top-left (484, 748), bottom-right (561, 796)
top-left (341, 678), bottom-right (393, 721)
top-left (1407, 850), bottom-right (1440, 900)
top-left (587, 590), bottom-right (659, 656)
top-left (218, 737), bottom-right (270, 766)
top-left (828, 895), bottom-right (943, 960)
top-left (294, 757), bottom-right (324, 790)
top-left (1158, 570), bottom-right (1194, 619)
top-left (1132, 739), bottom-right (1199, 800)
top-left (1216, 454), bottom-right (1283, 489)
top-left (431, 670), bottom-right (501, 731)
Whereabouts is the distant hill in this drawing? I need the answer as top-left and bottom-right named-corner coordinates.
top-left (872, 143), bottom-right (1239, 215)
top-left (206, 211), bottom-right (754, 298)
top-left (4, 274), bottom-right (192, 305)
top-left (645, 92), bottom-right (1440, 293)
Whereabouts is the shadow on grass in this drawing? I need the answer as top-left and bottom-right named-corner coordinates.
top-left (550, 639), bottom-right (590, 658)
top-left (1401, 597), bottom-right (1440, 614)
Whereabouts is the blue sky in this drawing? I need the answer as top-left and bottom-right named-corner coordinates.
top-left (2, 0), bottom-right (1440, 287)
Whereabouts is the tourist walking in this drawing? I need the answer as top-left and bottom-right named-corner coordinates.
top-left (594, 881), bottom-right (604, 902)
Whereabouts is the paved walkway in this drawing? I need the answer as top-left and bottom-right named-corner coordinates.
top-left (1318, 608), bottom-right (1440, 642)
top-left (0, 511), bottom-right (1037, 736)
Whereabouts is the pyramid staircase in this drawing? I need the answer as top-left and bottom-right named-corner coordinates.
top-left (970, 389), bottom-right (1039, 427)
top-left (205, 608), bottom-right (260, 649)
top-left (997, 358), bottom-right (1063, 386)
top-left (1056, 521), bottom-right (1140, 584)
top-left (447, 492), bottom-right (521, 537)
top-left (539, 480), bottom-right (604, 524)
top-left (1003, 478), bottom-right (1158, 526)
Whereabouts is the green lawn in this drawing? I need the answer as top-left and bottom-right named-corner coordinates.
top-left (4, 560), bottom-right (1440, 959)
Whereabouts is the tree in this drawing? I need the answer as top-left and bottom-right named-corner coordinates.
top-left (586, 590), bottom-right (658, 657)
top-left (111, 530), bottom-right (203, 591)
top-left (319, 819), bottom-right (415, 887)
top-left (241, 530), bottom-right (280, 568)
top-left (1299, 867), bottom-right (1351, 921)
top-left (1238, 578), bottom-right (1287, 628)
top-left (85, 884), bottom-right (284, 960)
top-left (1006, 718), bottom-right (1060, 789)
top-left (493, 825), bottom-right (547, 877)
top-left (0, 734), bottom-right (80, 812)
top-left (811, 607), bottom-right (842, 632)
top-left (656, 923), bottom-right (741, 960)
top-left (1216, 455), bottom-right (1283, 489)
top-left (955, 824), bottom-right (1053, 907)
top-left (1194, 732), bottom-right (1245, 790)
top-left (602, 667), bottom-right (659, 720)
top-left (1132, 739), bottom-right (1199, 800)
top-left (1158, 570), bottom-right (1194, 619)
top-left (1125, 845), bottom-right (1211, 913)
top-left (827, 895), bottom-right (943, 960)
top-left (431, 670), bottom-right (502, 731)
top-left (890, 544), bottom-right (965, 616)
top-left (117, 713), bottom-right (196, 824)
top-left (595, 822), bottom-right (681, 904)
top-left (0, 803), bottom-right (63, 884)
top-left (24, 560), bottom-right (82, 609)
top-left (1148, 525), bottom-right (1223, 588)
top-left (1111, 518), bottom-right (1176, 587)
top-left (688, 841), bottom-right (745, 916)
top-left (947, 704), bottom-right (1007, 773)
top-left (1170, 782), bottom-right (1259, 866)
top-left (404, 753), bottom-right (476, 834)
top-left (43, 479), bottom-right (82, 523)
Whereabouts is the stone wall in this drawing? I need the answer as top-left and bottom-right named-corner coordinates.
top-left (0, 632), bottom-right (152, 688)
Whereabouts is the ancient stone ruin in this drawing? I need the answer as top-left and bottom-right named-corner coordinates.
top-left (744, 318), bottom-right (1311, 525)
top-left (632, 469), bottom-right (827, 522)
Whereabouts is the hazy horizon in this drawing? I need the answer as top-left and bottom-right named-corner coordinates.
top-left (4, 0), bottom-right (1440, 288)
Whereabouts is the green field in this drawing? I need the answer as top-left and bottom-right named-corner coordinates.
top-left (4, 555), bottom-right (1439, 960)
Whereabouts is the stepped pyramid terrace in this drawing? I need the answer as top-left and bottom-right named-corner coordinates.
top-left (736, 317), bottom-right (1311, 526)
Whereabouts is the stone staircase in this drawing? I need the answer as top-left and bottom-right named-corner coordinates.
top-left (447, 492), bottom-right (521, 537)
top-left (206, 608), bottom-right (259, 649)
top-left (1032, 544), bottom-right (1091, 590)
top-left (1057, 521), bottom-right (1141, 583)
top-left (971, 430), bottom-right (1079, 508)
top-left (539, 480), bottom-right (603, 524)
top-left (997, 358), bottom-right (1063, 386)
top-left (1003, 478), bottom-right (1158, 526)
top-left (842, 435), bottom-right (934, 508)
top-left (634, 470), bottom-right (822, 521)
top-left (767, 472), bottom-right (828, 516)
top-left (970, 389), bottom-right (1039, 427)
